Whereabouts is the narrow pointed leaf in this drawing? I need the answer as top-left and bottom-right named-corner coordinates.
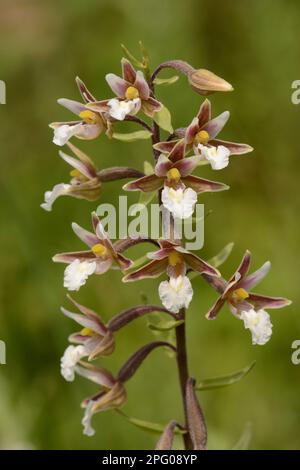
top-left (112, 130), bottom-right (152, 142)
top-left (153, 105), bottom-right (173, 133)
top-left (116, 410), bottom-right (185, 435)
top-left (147, 319), bottom-right (184, 332)
top-left (232, 422), bottom-right (252, 450)
top-left (153, 76), bottom-right (179, 86)
top-left (208, 242), bottom-right (234, 268)
top-left (195, 361), bottom-right (256, 391)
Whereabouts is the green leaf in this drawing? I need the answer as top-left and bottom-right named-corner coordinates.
top-left (232, 422), bottom-right (252, 450)
top-left (112, 130), bottom-right (153, 142)
top-left (116, 410), bottom-right (185, 435)
top-left (138, 190), bottom-right (156, 206)
top-left (143, 160), bottom-right (154, 176)
top-left (120, 44), bottom-right (143, 68)
top-left (153, 105), bottom-right (173, 133)
top-left (153, 76), bottom-right (179, 86)
top-left (147, 319), bottom-right (184, 332)
top-left (195, 361), bottom-right (256, 391)
top-left (208, 242), bottom-right (234, 268)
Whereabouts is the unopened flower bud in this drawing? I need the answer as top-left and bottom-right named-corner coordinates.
top-left (188, 69), bottom-right (233, 95)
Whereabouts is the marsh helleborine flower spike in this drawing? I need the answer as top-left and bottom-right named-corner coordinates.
top-left (53, 212), bottom-right (132, 291)
top-left (204, 250), bottom-right (291, 345)
top-left (50, 77), bottom-right (106, 146)
top-left (86, 58), bottom-right (162, 120)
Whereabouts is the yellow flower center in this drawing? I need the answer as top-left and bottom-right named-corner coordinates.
top-left (194, 130), bottom-right (210, 145)
top-left (79, 109), bottom-right (98, 124)
top-left (232, 288), bottom-right (249, 301)
top-left (125, 86), bottom-right (139, 100)
top-left (80, 327), bottom-right (95, 337)
top-left (168, 251), bottom-right (182, 267)
top-left (166, 168), bottom-right (181, 182)
top-left (91, 243), bottom-right (108, 258)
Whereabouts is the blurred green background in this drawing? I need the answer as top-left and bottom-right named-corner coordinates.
top-left (0, 0), bottom-right (299, 450)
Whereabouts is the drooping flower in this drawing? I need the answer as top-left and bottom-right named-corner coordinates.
top-left (41, 143), bottom-right (102, 211)
top-left (61, 295), bottom-right (115, 360)
top-left (159, 275), bottom-right (193, 313)
top-left (50, 77), bottom-right (105, 146)
top-left (77, 363), bottom-right (126, 436)
top-left (204, 250), bottom-right (291, 345)
top-left (123, 140), bottom-right (228, 219)
top-left (86, 58), bottom-right (162, 120)
top-left (53, 212), bottom-right (132, 290)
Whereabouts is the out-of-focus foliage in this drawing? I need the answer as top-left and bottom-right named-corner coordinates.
top-left (0, 0), bottom-right (299, 450)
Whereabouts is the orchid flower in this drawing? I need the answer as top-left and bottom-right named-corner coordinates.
top-left (123, 240), bottom-right (219, 313)
top-left (155, 99), bottom-right (253, 170)
top-left (123, 139), bottom-right (228, 219)
top-left (60, 295), bottom-right (115, 369)
top-left (76, 363), bottom-right (126, 436)
top-left (50, 77), bottom-right (106, 146)
top-left (86, 58), bottom-right (162, 120)
top-left (41, 142), bottom-right (102, 211)
top-left (204, 250), bottom-right (291, 344)
top-left (53, 212), bottom-right (132, 291)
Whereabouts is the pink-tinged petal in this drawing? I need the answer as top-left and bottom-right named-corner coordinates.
top-left (168, 139), bottom-right (186, 163)
top-left (248, 293), bottom-right (292, 310)
top-left (85, 99), bottom-right (110, 114)
top-left (153, 140), bottom-right (179, 154)
top-left (155, 155), bottom-right (173, 177)
top-left (202, 273), bottom-right (227, 294)
top-left (114, 253), bottom-right (133, 271)
top-left (185, 117), bottom-right (200, 145)
top-left (59, 151), bottom-right (95, 179)
top-left (122, 259), bottom-right (168, 282)
top-left (123, 175), bottom-right (163, 192)
top-left (75, 363), bottom-right (115, 388)
top-left (61, 307), bottom-right (105, 336)
top-left (66, 295), bottom-right (107, 332)
top-left (95, 258), bottom-right (112, 274)
top-left (240, 261), bottom-right (271, 291)
top-left (210, 139), bottom-right (253, 155)
top-left (121, 58), bottom-right (136, 83)
top-left (182, 175), bottom-right (229, 193)
top-left (71, 222), bottom-right (99, 247)
top-left (52, 251), bottom-right (94, 264)
top-left (134, 71), bottom-right (150, 100)
top-left (142, 97), bottom-right (162, 117)
top-left (206, 295), bottom-right (227, 319)
top-left (57, 98), bottom-right (86, 116)
top-left (75, 77), bottom-right (96, 103)
top-left (174, 155), bottom-right (201, 176)
top-left (197, 99), bottom-right (211, 128)
top-left (75, 123), bottom-right (102, 141)
top-left (49, 120), bottom-right (81, 129)
top-left (91, 211), bottom-right (100, 232)
top-left (66, 142), bottom-right (97, 176)
top-left (201, 111), bottom-right (230, 139)
top-left (183, 253), bottom-right (220, 276)
top-left (105, 73), bottom-right (129, 98)
top-left (230, 250), bottom-right (251, 284)
top-left (147, 248), bottom-right (171, 260)
top-left (158, 240), bottom-right (179, 250)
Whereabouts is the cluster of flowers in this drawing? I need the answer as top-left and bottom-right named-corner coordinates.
top-left (42, 53), bottom-right (290, 439)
